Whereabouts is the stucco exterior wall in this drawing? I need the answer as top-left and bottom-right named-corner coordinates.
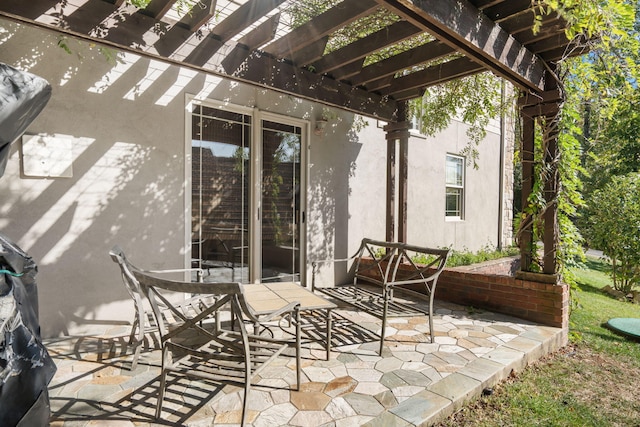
top-left (406, 123), bottom-right (503, 250)
top-left (1, 20), bottom-right (192, 336)
top-left (0, 19), bottom-right (513, 337)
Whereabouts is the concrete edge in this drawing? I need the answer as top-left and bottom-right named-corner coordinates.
top-left (370, 324), bottom-right (566, 426)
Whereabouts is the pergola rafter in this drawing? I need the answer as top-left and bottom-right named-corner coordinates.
top-left (0, 0), bottom-right (579, 119)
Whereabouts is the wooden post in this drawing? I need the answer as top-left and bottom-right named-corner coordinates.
top-left (386, 136), bottom-right (396, 243)
top-left (543, 113), bottom-right (560, 275)
top-left (541, 70), bottom-right (561, 275)
top-left (518, 75), bottom-right (564, 276)
top-left (384, 104), bottom-right (411, 244)
top-left (519, 110), bottom-right (535, 272)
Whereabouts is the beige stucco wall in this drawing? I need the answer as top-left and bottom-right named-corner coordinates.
top-left (1, 20), bottom-right (192, 336)
top-left (0, 18), bottom-right (512, 337)
top-left (406, 122), bottom-right (503, 250)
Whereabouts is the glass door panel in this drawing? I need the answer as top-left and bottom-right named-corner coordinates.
top-left (261, 120), bottom-right (301, 282)
top-left (192, 105), bottom-right (250, 282)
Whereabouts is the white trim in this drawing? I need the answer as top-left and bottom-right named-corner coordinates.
top-left (186, 95), bottom-right (255, 116)
top-left (445, 153), bottom-right (465, 220)
top-left (255, 110), bottom-right (309, 285)
top-left (409, 112), bottom-right (427, 139)
top-left (183, 93), bottom-right (194, 278)
top-left (251, 109), bottom-right (262, 283)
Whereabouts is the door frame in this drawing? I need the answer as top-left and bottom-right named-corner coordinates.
top-left (184, 95), bottom-right (309, 284)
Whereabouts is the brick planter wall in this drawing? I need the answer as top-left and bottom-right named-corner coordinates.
top-left (358, 257), bottom-right (569, 335)
top-left (437, 269), bottom-right (569, 330)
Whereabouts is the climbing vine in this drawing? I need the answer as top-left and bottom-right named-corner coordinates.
top-left (518, 0), bottom-right (639, 281)
top-left (412, 73), bottom-right (508, 169)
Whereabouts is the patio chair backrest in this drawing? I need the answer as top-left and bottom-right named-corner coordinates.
top-left (109, 245), bottom-right (157, 370)
top-left (111, 245), bottom-right (262, 343)
top-left (130, 271), bottom-right (281, 339)
top-left (131, 269), bottom-right (241, 342)
top-left (110, 245), bottom-right (144, 304)
top-left (130, 268), bottom-right (301, 426)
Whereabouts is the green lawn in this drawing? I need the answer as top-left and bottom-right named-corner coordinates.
top-left (437, 257), bottom-right (640, 427)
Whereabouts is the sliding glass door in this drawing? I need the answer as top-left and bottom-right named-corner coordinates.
top-left (190, 103), bottom-right (305, 283)
top-left (191, 105), bottom-right (250, 282)
top-left (260, 119), bottom-right (302, 282)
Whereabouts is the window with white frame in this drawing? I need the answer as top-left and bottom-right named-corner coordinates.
top-left (410, 112), bottom-right (422, 134)
top-left (445, 154), bottom-right (465, 219)
top-left (409, 103), bottom-right (426, 137)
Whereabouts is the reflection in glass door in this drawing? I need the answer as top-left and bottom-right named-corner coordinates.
top-left (191, 105), bottom-right (250, 282)
top-left (260, 120), bottom-right (302, 282)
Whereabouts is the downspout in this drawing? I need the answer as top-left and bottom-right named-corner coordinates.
top-left (398, 101), bottom-right (409, 244)
top-left (497, 79), bottom-right (506, 251)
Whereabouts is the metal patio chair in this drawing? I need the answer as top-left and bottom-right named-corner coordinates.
top-left (109, 245), bottom-right (206, 370)
top-left (131, 267), bottom-right (301, 426)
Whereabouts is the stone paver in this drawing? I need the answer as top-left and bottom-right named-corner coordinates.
top-left (44, 298), bottom-right (565, 426)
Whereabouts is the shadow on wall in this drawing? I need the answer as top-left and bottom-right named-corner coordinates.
top-left (307, 117), bottom-right (362, 285)
top-left (0, 20), bottom-right (225, 336)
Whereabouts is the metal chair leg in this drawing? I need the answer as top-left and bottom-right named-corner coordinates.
top-left (380, 289), bottom-right (389, 355)
top-left (155, 346), bottom-right (169, 419)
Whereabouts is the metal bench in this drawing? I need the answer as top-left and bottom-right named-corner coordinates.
top-left (312, 238), bottom-right (450, 354)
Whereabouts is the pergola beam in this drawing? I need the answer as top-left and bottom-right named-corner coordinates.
top-left (208, 0), bottom-right (284, 43)
top-left (383, 0), bottom-right (548, 92)
top-left (185, 6), bottom-right (282, 66)
top-left (353, 41), bottom-right (455, 87)
top-left (0, 0), bottom-right (571, 114)
top-left (230, 51), bottom-right (398, 120)
top-left (262, 0), bottom-right (378, 59)
top-left (383, 57), bottom-right (484, 98)
top-left (482, 0), bottom-right (533, 23)
top-left (175, 0), bottom-right (216, 32)
top-left (141, 0), bottom-right (176, 19)
top-left (310, 21), bottom-right (422, 74)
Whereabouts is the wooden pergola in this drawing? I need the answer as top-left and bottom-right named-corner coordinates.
top-left (0, 0), bottom-right (586, 277)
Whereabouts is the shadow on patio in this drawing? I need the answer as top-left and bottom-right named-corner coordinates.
top-left (46, 295), bottom-right (564, 427)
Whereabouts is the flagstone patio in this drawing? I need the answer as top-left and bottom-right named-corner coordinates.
top-left (46, 294), bottom-right (565, 426)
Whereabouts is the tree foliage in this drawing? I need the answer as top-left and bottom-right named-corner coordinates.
top-left (574, 0), bottom-right (640, 196)
top-left (584, 173), bottom-right (640, 292)
top-left (565, 1), bottom-right (640, 182)
top-left (127, 0), bottom-right (150, 8)
top-left (554, 1), bottom-right (639, 284)
top-left (514, 0), bottom-right (639, 280)
top-left (583, 88), bottom-right (640, 192)
top-left (412, 73), bottom-right (505, 168)
top-left (126, 0), bottom-right (196, 14)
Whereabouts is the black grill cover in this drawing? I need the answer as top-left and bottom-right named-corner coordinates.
top-left (0, 63), bottom-right (54, 426)
top-left (0, 234), bottom-right (56, 426)
top-left (0, 63), bottom-right (51, 178)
